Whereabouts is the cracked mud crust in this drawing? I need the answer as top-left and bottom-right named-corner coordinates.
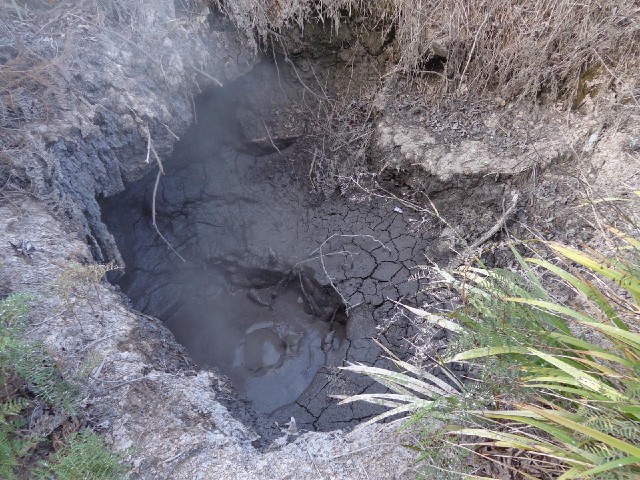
top-left (0, 130), bottom-right (417, 480)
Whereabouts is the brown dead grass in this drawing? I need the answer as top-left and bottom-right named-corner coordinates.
top-left (215, 0), bottom-right (640, 104)
top-left (0, 6), bottom-right (71, 170)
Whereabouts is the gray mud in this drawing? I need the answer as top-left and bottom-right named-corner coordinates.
top-left (165, 269), bottom-right (343, 414)
top-left (101, 60), bottom-right (452, 431)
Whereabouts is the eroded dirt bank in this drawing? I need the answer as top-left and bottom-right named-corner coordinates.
top-left (1, 1), bottom-right (638, 479)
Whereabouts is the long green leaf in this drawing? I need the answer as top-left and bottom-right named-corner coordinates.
top-left (477, 411), bottom-right (579, 447)
top-left (557, 466), bottom-right (584, 479)
top-left (528, 349), bottom-right (626, 401)
top-left (447, 346), bottom-right (529, 363)
top-left (619, 405), bottom-right (640, 418)
top-left (389, 357), bottom-right (461, 396)
top-left (542, 332), bottom-right (636, 368)
top-left (570, 357), bottom-right (625, 377)
top-left (337, 393), bottom-right (432, 409)
top-left (549, 243), bottom-right (640, 301)
top-left (451, 346), bottom-right (624, 402)
top-left (527, 257), bottom-right (626, 329)
top-left (340, 365), bottom-right (412, 396)
top-left (524, 383), bottom-right (610, 401)
top-left (352, 403), bottom-right (422, 429)
top-left (376, 340), bottom-right (465, 394)
top-left (510, 244), bottom-right (547, 298)
top-left (578, 197), bottom-right (632, 206)
top-left (529, 406), bottom-right (640, 457)
top-left (340, 364), bottom-right (449, 397)
top-left (575, 350), bottom-right (637, 369)
top-left (580, 322), bottom-right (640, 351)
top-left (452, 344), bottom-right (625, 400)
top-left (565, 455), bottom-right (640, 479)
top-left (450, 428), bottom-right (570, 457)
top-left (525, 376), bottom-right (582, 386)
top-left (608, 226), bottom-right (640, 251)
top-left (506, 298), bottom-right (595, 323)
top-left (394, 301), bottom-right (463, 333)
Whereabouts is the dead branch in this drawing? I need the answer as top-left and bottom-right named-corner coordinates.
top-left (161, 446), bottom-right (204, 480)
top-left (190, 65), bottom-right (223, 87)
top-left (262, 119), bottom-right (281, 154)
top-left (469, 192), bottom-right (519, 249)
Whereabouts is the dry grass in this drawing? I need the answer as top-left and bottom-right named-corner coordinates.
top-left (215, 0), bottom-right (640, 104)
top-left (295, 69), bottom-right (378, 194)
top-left (0, 4), bottom-right (72, 186)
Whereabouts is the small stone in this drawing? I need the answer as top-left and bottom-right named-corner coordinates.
top-left (11, 239), bottom-right (36, 257)
top-left (583, 127), bottom-right (602, 153)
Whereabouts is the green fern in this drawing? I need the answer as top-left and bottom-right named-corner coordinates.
top-left (0, 295), bottom-right (43, 478)
top-left (0, 294), bottom-right (30, 381)
top-left (0, 398), bottom-right (29, 418)
top-left (0, 397), bottom-right (39, 480)
top-left (36, 431), bottom-right (126, 480)
top-left (584, 417), bottom-right (640, 444)
top-left (0, 295), bottom-right (124, 478)
top-left (0, 294), bottom-right (75, 411)
top-left (0, 295), bottom-right (124, 480)
top-left (12, 341), bottom-right (76, 410)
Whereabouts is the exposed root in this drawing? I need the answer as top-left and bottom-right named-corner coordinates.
top-left (144, 125), bottom-right (187, 263)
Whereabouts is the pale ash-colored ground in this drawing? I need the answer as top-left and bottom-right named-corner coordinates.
top-left (372, 82), bottom-right (640, 251)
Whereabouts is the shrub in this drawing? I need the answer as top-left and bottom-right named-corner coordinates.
top-left (342, 193), bottom-right (640, 478)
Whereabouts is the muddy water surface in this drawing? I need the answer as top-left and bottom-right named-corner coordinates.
top-left (165, 271), bottom-right (336, 413)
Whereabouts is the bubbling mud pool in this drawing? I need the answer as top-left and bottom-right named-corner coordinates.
top-left (101, 61), bottom-right (445, 430)
top-left (163, 267), bottom-right (344, 413)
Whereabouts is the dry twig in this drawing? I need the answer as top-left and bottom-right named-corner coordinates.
top-left (469, 192), bottom-right (519, 249)
top-left (143, 125), bottom-right (186, 263)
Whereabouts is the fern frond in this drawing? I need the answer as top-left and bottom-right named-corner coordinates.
top-left (585, 417), bottom-right (640, 444)
top-left (0, 398), bottom-right (29, 419)
top-left (37, 431), bottom-right (125, 480)
top-left (13, 342), bottom-right (76, 410)
top-left (0, 396), bottom-right (37, 480)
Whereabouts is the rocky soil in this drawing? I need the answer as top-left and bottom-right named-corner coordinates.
top-left (0, 1), bottom-right (638, 479)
